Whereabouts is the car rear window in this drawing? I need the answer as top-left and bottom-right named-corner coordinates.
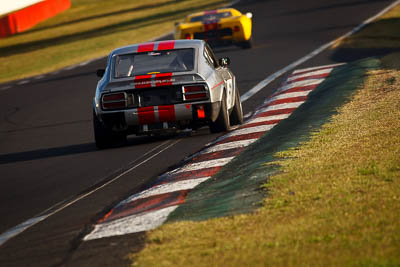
top-left (190, 12), bottom-right (232, 22)
top-left (114, 48), bottom-right (194, 78)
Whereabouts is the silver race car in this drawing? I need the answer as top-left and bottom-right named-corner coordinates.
top-left (93, 39), bottom-right (243, 148)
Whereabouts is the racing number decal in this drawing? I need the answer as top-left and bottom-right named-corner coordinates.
top-left (227, 78), bottom-right (233, 91)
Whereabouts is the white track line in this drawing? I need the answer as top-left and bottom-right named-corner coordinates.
top-left (34, 75), bottom-right (45, 80)
top-left (0, 86), bottom-right (11, 91)
top-left (240, 0), bottom-right (400, 102)
top-left (0, 139), bottom-right (179, 246)
top-left (17, 80), bottom-right (30, 85)
top-left (65, 65), bottom-right (77, 70)
top-left (79, 61), bottom-right (90, 66)
top-left (0, 216), bottom-right (47, 246)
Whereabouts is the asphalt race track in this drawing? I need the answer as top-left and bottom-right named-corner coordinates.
top-left (0, 0), bottom-right (394, 266)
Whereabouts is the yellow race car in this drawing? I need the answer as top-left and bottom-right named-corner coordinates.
top-left (174, 8), bottom-right (253, 49)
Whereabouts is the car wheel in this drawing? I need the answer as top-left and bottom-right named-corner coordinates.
top-left (93, 111), bottom-right (126, 149)
top-left (209, 92), bottom-right (230, 133)
top-left (239, 36), bottom-right (253, 49)
top-left (230, 88), bottom-right (244, 126)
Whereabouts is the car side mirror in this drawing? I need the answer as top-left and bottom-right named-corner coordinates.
top-left (246, 12), bottom-right (253, 19)
top-left (96, 69), bottom-right (105, 77)
top-left (219, 57), bottom-right (230, 67)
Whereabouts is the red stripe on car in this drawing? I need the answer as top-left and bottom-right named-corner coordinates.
top-left (155, 72), bottom-right (173, 86)
top-left (158, 105), bottom-right (176, 122)
top-left (138, 106), bottom-right (156, 125)
top-left (157, 40), bottom-right (175, 50)
top-left (134, 74), bottom-right (152, 88)
top-left (204, 10), bottom-right (218, 15)
top-left (137, 42), bottom-right (155, 53)
top-left (211, 80), bottom-right (224, 90)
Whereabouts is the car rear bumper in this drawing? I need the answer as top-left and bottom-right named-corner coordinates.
top-left (97, 101), bottom-right (221, 135)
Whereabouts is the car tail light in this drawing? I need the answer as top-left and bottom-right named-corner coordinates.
top-left (183, 85), bottom-right (208, 101)
top-left (183, 85), bottom-right (204, 93)
top-left (185, 93), bottom-right (207, 100)
top-left (185, 33), bottom-right (191, 39)
top-left (234, 25), bottom-right (240, 32)
top-left (102, 92), bottom-right (127, 110)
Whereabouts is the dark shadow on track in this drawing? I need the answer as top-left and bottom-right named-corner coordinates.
top-left (0, 128), bottom-right (213, 165)
top-left (0, 143), bottom-right (97, 164)
top-left (0, 136), bottom-right (154, 165)
top-left (28, 71), bottom-right (100, 85)
top-left (0, 120), bottom-right (91, 133)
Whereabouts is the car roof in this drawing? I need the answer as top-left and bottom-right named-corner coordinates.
top-left (110, 39), bottom-right (205, 56)
top-left (187, 8), bottom-right (241, 19)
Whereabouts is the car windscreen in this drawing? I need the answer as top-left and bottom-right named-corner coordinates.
top-left (113, 48), bottom-right (194, 78)
top-left (190, 12), bottom-right (232, 22)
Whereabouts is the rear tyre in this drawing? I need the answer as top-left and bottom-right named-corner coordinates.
top-left (93, 111), bottom-right (126, 149)
top-left (239, 36), bottom-right (253, 49)
top-left (209, 92), bottom-right (230, 133)
top-left (230, 88), bottom-right (244, 126)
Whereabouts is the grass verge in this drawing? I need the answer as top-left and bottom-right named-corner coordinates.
top-left (0, 0), bottom-right (229, 83)
top-left (128, 5), bottom-right (400, 267)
